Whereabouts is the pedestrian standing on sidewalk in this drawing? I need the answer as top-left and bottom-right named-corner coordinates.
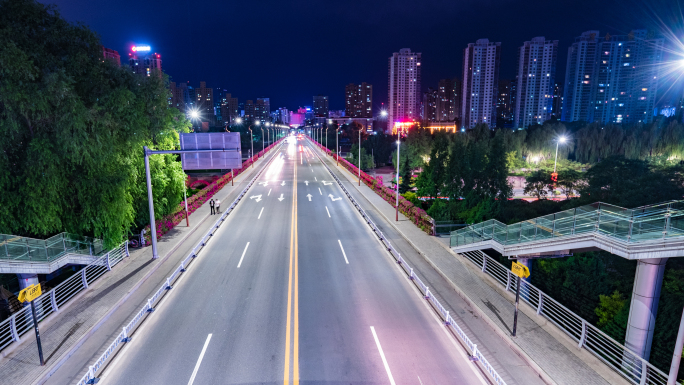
top-left (215, 199), bottom-right (221, 213)
top-left (209, 198), bottom-right (215, 215)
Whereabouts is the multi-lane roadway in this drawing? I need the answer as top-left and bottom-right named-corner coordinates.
top-left (100, 136), bottom-right (490, 384)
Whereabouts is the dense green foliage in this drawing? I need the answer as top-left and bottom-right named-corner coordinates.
top-left (0, 0), bottom-right (190, 247)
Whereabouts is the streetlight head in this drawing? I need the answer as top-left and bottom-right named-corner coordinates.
top-left (380, 110), bottom-right (388, 117)
top-left (235, 118), bottom-right (242, 124)
top-left (559, 136), bottom-right (567, 143)
top-left (190, 110), bottom-right (199, 119)
top-left (255, 121), bottom-right (261, 126)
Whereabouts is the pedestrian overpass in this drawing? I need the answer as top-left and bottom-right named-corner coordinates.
top-left (451, 200), bottom-right (684, 365)
top-left (0, 233), bottom-right (105, 285)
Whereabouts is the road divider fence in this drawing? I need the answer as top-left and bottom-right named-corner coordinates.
top-left (309, 141), bottom-right (508, 385)
top-left (457, 249), bottom-right (677, 385)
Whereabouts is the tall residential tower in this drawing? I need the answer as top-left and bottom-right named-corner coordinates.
top-left (461, 39), bottom-right (501, 129)
top-left (513, 37), bottom-right (558, 128)
top-left (388, 48), bottom-right (421, 133)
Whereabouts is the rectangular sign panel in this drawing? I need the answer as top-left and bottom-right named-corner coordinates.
top-left (18, 284), bottom-right (42, 303)
top-left (180, 133), bottom-right (242, 170)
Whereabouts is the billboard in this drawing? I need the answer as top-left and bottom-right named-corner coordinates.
top-left (180, 132), bottom-right (242, 170)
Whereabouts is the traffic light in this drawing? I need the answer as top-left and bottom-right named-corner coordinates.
top-left (551, 172), bottom-right (558, 182)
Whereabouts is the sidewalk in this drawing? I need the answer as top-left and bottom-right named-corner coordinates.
top-left (315, 147), bottom-right (627, 385)
top-left (0, 146), bottom-right (282, 385)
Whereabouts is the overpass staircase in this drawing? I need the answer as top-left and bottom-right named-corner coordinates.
top-left (0, 233), bottom-right (105, 274)
top-left (450, 201), bottom-right (684, 259)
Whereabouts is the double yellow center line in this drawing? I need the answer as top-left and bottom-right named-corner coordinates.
top-left (284, 152), bottom-right (299, 384)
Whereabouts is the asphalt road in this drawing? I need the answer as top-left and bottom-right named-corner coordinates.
top-left (100, 136), bottom-right (489, 385)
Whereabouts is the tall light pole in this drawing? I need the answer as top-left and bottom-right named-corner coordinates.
top-left (358, 129), bottom-right (361, 186)
top-left (325, 127), bottom-right (328, 150)
top-left (336, 128), bottom-right (340, 166)
top-left (553, 136), bottom-right (567, 173)
top-left (261, 127), bottom-right (265, 153)
top-left (248, 120), bottom-right (260, 168)
top-left (395, 138), bottom-right (401, 221)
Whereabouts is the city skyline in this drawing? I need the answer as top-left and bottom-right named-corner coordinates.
top-left (46, 0), bottom-right (684, 112)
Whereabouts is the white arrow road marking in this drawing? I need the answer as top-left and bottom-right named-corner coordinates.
top-left (318, 188), bottom-right (322, 195)
top-left (258, 207), bottom-right (264, 219)
top-left (338, 240), bottom-right (349, 264)
top-left (268, 189), bottom-right (271, 196)
top-left (278, 194), bottom-right (284, 202)
top-left (307, 194), bottom-right (312, 201)
top-left (370, 327), bottom-right (395, 385)
top-left (250, 195), bottom-right (262, 202)
top-left (328, 194), bottom-right (341, 201)
top-left (258, 181), bottom-right (268, 186)
top-left (322, 181), bottom-right (332, 185)
top-left (281, 181), bottom-right (286, 186)
top-left (237, 242), bottom-right (250, 268)
top-left (188, 334), bottom-right (212, 385)
top-left (325, 206), bottom-right (331, 217)
top-left (305, 181), bottom-right (309, 185)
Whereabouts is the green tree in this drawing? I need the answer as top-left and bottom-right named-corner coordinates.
top-left (524, 170), bottom-right (552, 199)
top-left (399, 154), bottom-right (412, 193)
top-left (556, 169), bottom-right (583, 199)
top-left (415, 132), bottom-right (449, 198)
top-left (595, 291), bottom-right (626, 327)
top-left (0, 0), bottom-right (190, 247)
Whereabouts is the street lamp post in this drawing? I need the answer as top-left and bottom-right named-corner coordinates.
top-left (336, 128), bottom-right (340, 166)
top-left (553, 136), bottom-right (567, 173)
top-left (261, 127), bottom-right (265, 153)
top-left (395, 138), bottom-right (401, 221)
top-left (325, 128), bottom-right (328, 150)
top-left (358, 129), bottom-right (361, 186)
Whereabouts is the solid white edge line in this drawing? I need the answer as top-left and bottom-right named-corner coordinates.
top-left (370, 326), bottom-right (396, 385)
top-left (237, 242), bottom-right (250, 268)
top-left (258, 207), bottom-right (264, 219)
top-left (325, 206), bottom-right (331, 218)
top-left (337, 239), bottom-right (349, 264)
top-left (187, 333), bottom-right (212, 385)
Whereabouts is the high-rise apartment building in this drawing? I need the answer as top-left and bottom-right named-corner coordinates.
top-left (170, 82), bottom-right (192, 113)
top-left (102, 47), bottom-right (120, 66)
top-left (562, 30), bottom-right (664, 124)
top-left (244, 100), bottom-right (255, 119)
top-left (256, 98), bottom-right (270, 121)
top-left (497, 79), bottom-right (514, 128)
top-left (220, 93), bottom-right (239, 125)
top-left (194, 81), bottom-right (215, 126)
top-left (461, 39), bottom-right (501, 129)
top-left (345, 83), bottom-right (373, 118)
top-left (513, 37), bottom-right (558, 129)
top-left (552, 83), bottom-right (563, 119)
top-left (388, 49), bottom-right (421, 133)
top-left (422, 87), bottom-right (438, 123)
top-left (128, 45), bottom-right (161, 77)
top-left (562, 31), bottom-right (600, 122)
top-left (436, 78), bottom-right (460, 122)
top-left (313, 95), bottom-right (329, 117)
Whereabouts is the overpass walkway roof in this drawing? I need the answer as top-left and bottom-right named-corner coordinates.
top-left (450, 200), bottom-right (684, 259)
top-left (0, 233), bottom-right (105, 274)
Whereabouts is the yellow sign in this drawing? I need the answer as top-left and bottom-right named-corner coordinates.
top-left (511, 262), bottom-right (530, 279)
top-left (18, 284), bottom-right (42, 303)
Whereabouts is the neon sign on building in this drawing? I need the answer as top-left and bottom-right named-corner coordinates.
top-left (392, 121), bottom-right (417, 136)
top-left (131, 45), bottom-right (151, 52)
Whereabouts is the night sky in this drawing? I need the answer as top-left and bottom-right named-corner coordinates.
top-left (46, 0), bottom-right (683, 111)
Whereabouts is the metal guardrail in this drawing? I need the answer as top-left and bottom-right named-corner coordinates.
top-left (451, 201), bottom-right (684, 249)
top-left (77, 141), bottom-right (284, 385)
top-left (0, 241), bottom-right (128, 354)
top-left (309, 142), bottom-right (508, 385)
top-left (458, 249), bottom-right (679, 385)
top-left (0, 233), bottom-right (104, 263)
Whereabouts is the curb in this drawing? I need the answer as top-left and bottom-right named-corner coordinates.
top-left (316, 146), bottom-right (557, 385)
top-left (31, 153), bottom-right (275, 385)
